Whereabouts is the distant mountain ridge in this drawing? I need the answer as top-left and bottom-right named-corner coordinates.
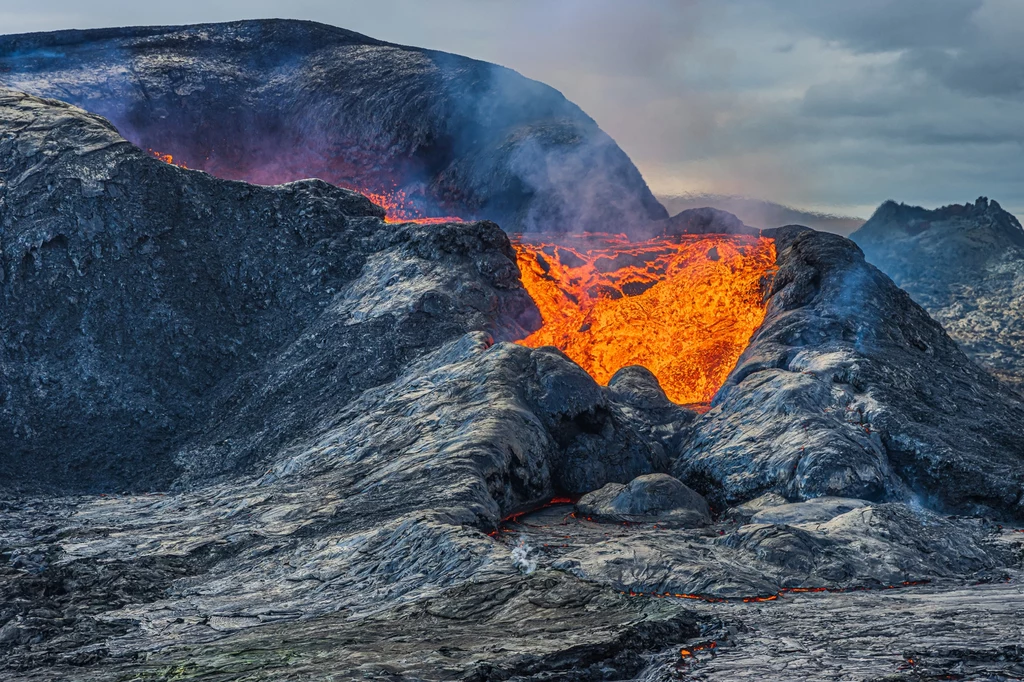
top-left (852, 197), bottom-right (1024, 390)
top-left (658, 193), bottom-right (866, 235)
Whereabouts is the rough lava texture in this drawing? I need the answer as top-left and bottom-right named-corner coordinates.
top-left (674, 226), bottom-right (1024, 520)
top-left (606, 365), bottom-right (699, 461)
top-left (0, 91), bottom-right (698, 678)
top-left (503, 498), bottom-right (1014, 601)
top-left (2, 67), bottom-right (1024, 680)
top-left (748, 496), bottom-right (869, 525)
top-left (0, 19), bottom-right (668, 234)
top-left (0, 89), bottom-right (539, 492)
top-left (852, 197), bottom-right (1024, 391)
top-left (576, 473), bottom-right (712, 527)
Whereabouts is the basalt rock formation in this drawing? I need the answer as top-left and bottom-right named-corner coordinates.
top-left (851, 197), bottom-right (1024, 390)
top-left (674, 226), bottom-right (1024, 519)
top-left (576, 473), bottom-right (712, 527)
top-left (0, 19), bottom-right (667, 233)
top-left (0, 90), bottom-right (689, 678)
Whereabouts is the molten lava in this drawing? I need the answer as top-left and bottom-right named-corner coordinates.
top-left (360, 187), bottom-right (462, 225)
top-left (148, 151), bottom-right (460, 224)
top-left (513, 234), bottom-right (776, 405)
top-left (148, 149), bottom-right (187, 169)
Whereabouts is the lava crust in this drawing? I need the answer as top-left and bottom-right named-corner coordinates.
top-left (1, 21), bottom-right (1024, 682)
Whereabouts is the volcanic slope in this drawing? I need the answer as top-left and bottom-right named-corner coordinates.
top-left (0, 18), bottom-right (667, 233)
top-left (0, 86), bottom-right (704, 678)
top-left (852, 197), bottom-right (1024, 391)
top-left (676, 226), bottom-right (1024, 520)
top-left (1, 90), bottom-right (1024, 681)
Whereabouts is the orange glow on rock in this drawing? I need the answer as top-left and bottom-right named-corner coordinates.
top-left (148, 149), bottom-right (187, 169)
top-left (513, 233), bottom-right (777, 404)
top-left (147, 151), bottom-right (459, 224)
top-left (361, 188), bottom-right (462, 225)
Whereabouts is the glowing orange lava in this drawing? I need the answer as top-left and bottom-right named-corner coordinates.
top-left (513, 233), bottom-right (776, 405)
top-left (148, 149), bottom-right (188, 169)
top-left (147, 151), bottom-right (460, 224)
top-left (360, 187), bottom-right (462, 225)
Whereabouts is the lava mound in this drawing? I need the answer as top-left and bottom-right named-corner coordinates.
top-left (2, 87), bottom-right (1023, 519)
top-left (0, 19), bottom-right (666, 233)
top-left (0, 89), bottom-right (538, 490)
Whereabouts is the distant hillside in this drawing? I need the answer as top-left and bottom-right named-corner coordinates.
top-left (851, 197), bottom-right (1024, 390)
top-left (658, 194), bottom-right (865, 235)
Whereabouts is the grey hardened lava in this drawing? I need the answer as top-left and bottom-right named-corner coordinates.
top-left (674, 226), bottom-right (1024, 520)
top-left (2, 29), bottom-right (1024, 681)
top-left (852, 197), bottom-right (1024, 391)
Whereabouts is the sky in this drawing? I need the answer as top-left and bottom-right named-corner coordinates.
top-left (2, 0), bottom-right (1023, 218)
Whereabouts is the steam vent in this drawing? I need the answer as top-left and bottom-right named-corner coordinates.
top-left (1, 19), bottom-right (1023, 682)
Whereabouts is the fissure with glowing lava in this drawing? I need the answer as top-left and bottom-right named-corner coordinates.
top-left (148, 150), bottom-right (776, 403)
top-left (513, 234), bottom-right (776, 405)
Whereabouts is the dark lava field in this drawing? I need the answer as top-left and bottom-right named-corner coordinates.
top-left (0, 20), bottom-right (1022, 682)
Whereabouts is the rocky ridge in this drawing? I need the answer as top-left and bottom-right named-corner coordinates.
top-left (676, 226), bottom-right (1024, 520)
top-left (852, 197), bottom-right (1024, 390)
top-left (0, 19), bottom-right (667, 234)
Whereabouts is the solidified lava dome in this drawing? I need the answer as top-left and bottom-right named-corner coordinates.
top-left (514, 234), bottom-right (776, 404)
top-left (2, 18), bottom-right (1024, 682)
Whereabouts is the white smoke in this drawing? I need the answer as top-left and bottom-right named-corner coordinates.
top-left (511, 540), bottom-right (537, 575)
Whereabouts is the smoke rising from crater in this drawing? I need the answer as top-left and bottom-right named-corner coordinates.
top-left (4, 1), bottom-right (1024, 219)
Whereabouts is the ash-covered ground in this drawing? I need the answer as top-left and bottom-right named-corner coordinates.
top-left (1, 20), bottom-right (1023, 682)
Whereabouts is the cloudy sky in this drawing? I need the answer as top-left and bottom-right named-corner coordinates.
top-left (3, 0), bottom-right (1023, 218)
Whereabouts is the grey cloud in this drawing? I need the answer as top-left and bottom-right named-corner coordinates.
top-left (762, 0), bottom-right (984, 52)
top-left (901, 47), bottom-right (1024, 98)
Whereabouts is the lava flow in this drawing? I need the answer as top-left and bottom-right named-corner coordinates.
top-left (513, 233), bottom-right (777, 405)
top-left (148, 149), bottom-right (187, 169)
top-left (360, 186), bottom-right (462, 225)
top-left (147, 150), bottom-right (460, 224)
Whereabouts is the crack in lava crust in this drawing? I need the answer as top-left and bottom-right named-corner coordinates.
top-left (513, 233), bottom-right (777, 404)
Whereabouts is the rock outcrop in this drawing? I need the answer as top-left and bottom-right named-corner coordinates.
top-left (658, 206), bottom-right (761, 237)
top-left (0, 90), bottom-right (687, 677)
top-left (576, 473), bottom-right (712, 527)
top-left (674, 226), bottom-right (1024, 520)
top-left (0, 89), bottom-right (537, 491)
top-left (0, 19), bottom-right (667, 234)
top-left (852, 197), bottom-right (1024, 390)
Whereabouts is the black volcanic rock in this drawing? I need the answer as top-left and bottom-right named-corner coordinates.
top-left (0, 89), bottom-right (538, 491)
top-left (0, 91), bottom-right (686, 675)
top-left (852, 197), bottom-right (1024, 389)
top-left (0, 88), bottom-right (665, 504)
top-left (657, 206), bottom-right (761, 237)
top-left (607, 365), bottom-right (698, 457)
top-left (2, 90), bottom-right (1024, 681)
top-left (0, 19), bottom-right (668, 234)
top-left (577, 473), bottom-right (711, 527)
top-left (674, 226), bottom-right (1024, 520)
